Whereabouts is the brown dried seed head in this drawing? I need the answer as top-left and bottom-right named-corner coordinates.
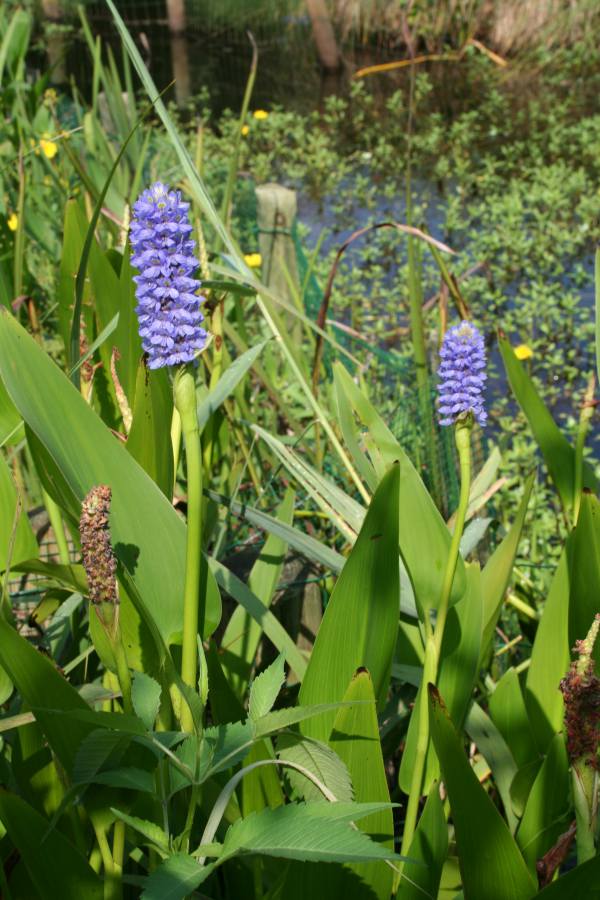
top-left (79, 485), bottom-right (118, 607)
top-left (559, 614), bottom-right (600, 767)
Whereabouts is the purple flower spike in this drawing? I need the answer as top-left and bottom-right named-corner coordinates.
top-left (437, 322), bottom-right (487, 427)
top-left (130, 182), bottom-right (207, 369)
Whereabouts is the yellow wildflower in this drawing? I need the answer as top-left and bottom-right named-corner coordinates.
top-left (514, 344), bottom-right (533, 361)
top-left (40, 136), bottom-right (58, 159)
top-left (7, 213), bottom-right (18, 232)
top-left (241, 124), bottom-right (250, 136)
top-left (244, 252), bottom-right (262, 268)
top-left (44, 88), bottom-right (57, 105)
top-left (253, 109), bottom-right (269, 120)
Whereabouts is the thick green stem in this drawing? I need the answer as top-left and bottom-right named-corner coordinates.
top-left (573, 763), bottom-right (598, 863)
top-left (400, 419), bottom-right (472, 860)
top-left (111, 819), bottom-right (126, 887)
top-left (174, 365), bottom-right (203, 733)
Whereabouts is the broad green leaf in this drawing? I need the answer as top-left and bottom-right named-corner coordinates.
top-left (132, 672), bottom-right (162, 731)
top-left (196, 339), bottom-right (268, 430)
top-left (331, 360), bottom-right (466, 616)
top-left (499, 335), bottom-right (597, 511)
top-left (0, 616), bottom-right (91, 773)
top-left (525, 552), bottom-right (569, 752)
top-left (429, 685), bottom-right (537, 900)
top-left (0, 375), bottom-right (23, 445)
top-left (465, 701), bottom-right (519, 833)
top-left (0, 312), bottom-right (221, 664)
top-left (333, 363), bottom-right (379, 491)
top-left (0, 452), bottom-right (38, 569)
top-left (516, 733), bottom-right (570, 873)
top-left (396, 782), bottom-right (448, 900)
top-left (93, 767), bottom-right (155, 792)
top-left (329, 669), bottom-right (394, 900)
top-left (567, 492), bottom-right (600, 663)
top-left (113, 245), bottom-right (143, 405)
top-left (480, 472), bottom-right (535, 663)
top-left (400, 563), bottom-right (482, 795)
top-left (127, 361), bottom-right (174, 496)
top-left (222, 489), bottom-right (294, 697)
top-left (111, 808), bottom-right (169, 854)
top-left (299, 463), bottom-right (400, 740)
top-left (0, 791), bottom-right (103, 900)
top-left (277, 733), bottom-right (353, 804)
top-left (249, 652), bottom-right (286, 721)
top-left (489, 668), bottom-right (539, 770)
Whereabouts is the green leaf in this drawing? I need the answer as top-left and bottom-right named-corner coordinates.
top-left (499, 335), bottom-right (597, 512)
top-left (567, 492), bottom-right (600, 663)
top-left (0, 375), bottom-right (23, 446)
top-left (93, 767), bottom-right (155, 792)
top-left (209, 556), bottom-right (306, 680)
top-left (465, 702), bottom-right (519, 834)
top-left (489, 668), bottom-right (539, 770)
top-left (516, 733), bottom-right (570, 873)
top-left (329, 669), bottom-right (395, 900)
top-left (524, 551), bottom-right (570, 751)
top-left (249, 652), bottom-right (286, 721)
top-left (395, 782), bottom-right (448, 900)
top-left (480, 472), bottom-right (535, 662)
top-left (111, 808), bottom-right (169, 854)
top-left (141, 854), bottom-right (216, 900)
top-left (220, 802), bottom-right (402, 864)
top-left (400, 563), bottom-right (483, 795)
top-left (0, 791), bottom-right (102, 900)
top-left (113, 246), bottom-right (143, 405)
top-left (277, 733), bottom-right (353, 803)
top-left (127, 361), bottom-right (174, 496)
top-left (253, 702), bottom-right (365, 739)
top-left (331, 361), bottom-right (466, 616)
top-left (196, 339), bottom-right (268, 430)
top-left (0, 452), bottom-right (38, 570)
top-left (0, 616), bottom-right (91, 773)
top-left (299, 463), bottom-right (400, 741)
top-left (0, 312), bottom-right (221, 667)
top-left (132, 671), bottom-right (162, 731)
top-left (428, 685), bottom-right (537, 900)
top-left (222, 489), bottom-right (294, 697)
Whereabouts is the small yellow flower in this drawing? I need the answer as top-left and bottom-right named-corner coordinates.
top-left (44, 88), bottom-right (57, 105)
top-left (244, 252), bottom-right (262, 268)
top-left (253, 109), bottom-right (269, 120)
top-left (514, 344), bottom-right (533, 361)
top-left (40, 137), bottom-right (58, 159)
top-left (7, 213), bottom-right (18, 232)
top-left (241, 124), bottom-right (249, 136)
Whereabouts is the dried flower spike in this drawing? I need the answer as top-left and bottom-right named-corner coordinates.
top-left (130, 182), bottom-right (207, 369)
top-left (79, 485), bottom-right (118, 609)
top-left (560, 614), bottom-right (600, 767)
top-left (437, 322), bottom-right (487, 427)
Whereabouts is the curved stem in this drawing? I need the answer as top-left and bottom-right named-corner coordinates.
top-left (400, 420), bottom-right (472, 860)
top-left (174, 365), bottom-right (203, 733)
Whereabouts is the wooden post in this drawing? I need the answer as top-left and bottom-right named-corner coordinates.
top-left (166, 0), bottom-right (186, 35)
top-left (170, 35), bottom-right (191, 106)
top-left (306, 0), bottom-right (341, 72)
top-left (255, 184), bottom-right (302, 342)
top-left (41, 0), bottom-right (62, 19)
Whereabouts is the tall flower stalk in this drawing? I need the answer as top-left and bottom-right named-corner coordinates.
top-left (401, 322), bottom-right (486, 859)
top-left (130, 182), bottom-right (208, 733)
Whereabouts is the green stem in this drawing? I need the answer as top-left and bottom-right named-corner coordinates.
top-left (111, 819), bottom-right (126, 887)
top-left (174, 365), bottom-right (203, 733)
top-left (171, 406), bottom-right (182, 494)
top-left (573, 763), bottom-right (598, 863)
top-left (400, 419), bottom-right (472, 860)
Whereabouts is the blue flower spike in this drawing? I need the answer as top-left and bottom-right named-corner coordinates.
top-left (437, 321), bottom-right (487, 427)
top-left (130, 182), bottom-right (207, 369)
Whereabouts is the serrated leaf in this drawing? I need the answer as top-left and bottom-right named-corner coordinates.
top-left (220, 802), bottom-right (401, 864)
top-left (132, 671), bottom-right (162, 731)
top-left (277, 733), bottom-right (353, 803)
top-left (141, 854), bottom-right (216, 900)
top-left (93, 767), bottom-right (155, 792)
top-left (111, 808), bottom-right (169, 854)
top-left (249, 653), bottom-right (286, 721)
